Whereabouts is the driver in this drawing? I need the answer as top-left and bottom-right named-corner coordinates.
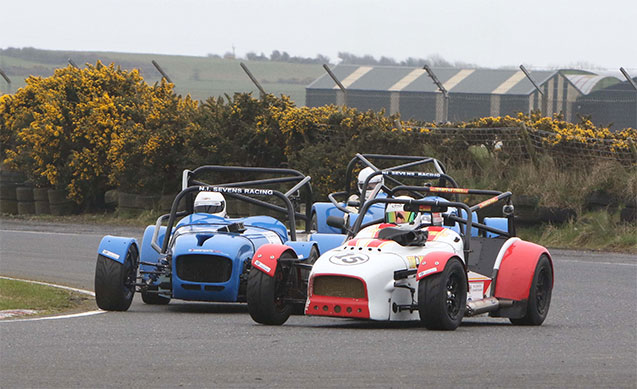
top-left (346, 167), bottom-right (384, 212)
top-left (385, 197), bottom-right (420, 226)
top-left (357, 167), bottom-right (384, 200)
top-left (193, 192), bottom-right (227, 217)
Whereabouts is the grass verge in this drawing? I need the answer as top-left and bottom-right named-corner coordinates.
top-left (517, 210), bottom-right (637, 254)
top-left (0, 278), bottom-right (96, 319)
top-left (2, 208), bottom-right (636, 254)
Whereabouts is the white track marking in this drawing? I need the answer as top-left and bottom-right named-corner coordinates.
top-left (0, 228), bottom-right (103, 237)
top-left (558, 259), bottom-right (636, 267)
top-left (0, 276), bottom-right (104, 323)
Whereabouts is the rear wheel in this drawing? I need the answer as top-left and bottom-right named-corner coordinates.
top-left (247, 252), bottom-right (294, 325)
top-left (95, 245), bottom-right (138, 311)
top-left (418, 258), bottom-right (467, 330)
top-left (510, 254), bottom-right (553, 326)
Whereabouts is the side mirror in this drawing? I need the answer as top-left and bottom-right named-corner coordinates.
top-left (326, 215), bottom-right (347, 230)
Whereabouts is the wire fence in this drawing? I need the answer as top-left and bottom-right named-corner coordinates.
top-left (406, 126), bottom-right (636, 166)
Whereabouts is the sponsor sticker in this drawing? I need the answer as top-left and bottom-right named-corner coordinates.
top-left (407, 255), bottom-right (426, 269)
top-left (469, 281), bottom-right (484, 301)
top-left (204, 186), bottom-right (274, 196)
top-left (188, 248), bottom-right (222, 253)
top-left (254, 260), bottom-right (271, 273)
top-left (101, 249), bottom-right (120, 260)
top-left (418, 267), bottom-right (437, 278)
top-left (262, 231), bottom-right (282, 244)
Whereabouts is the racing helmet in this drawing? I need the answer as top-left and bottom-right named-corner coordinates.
top-left (385, 196), bottom-right (419, 225)
top-left (194, 192), bottom-right (227, 217)
top-left (357, 167), bottom-right (384, 200)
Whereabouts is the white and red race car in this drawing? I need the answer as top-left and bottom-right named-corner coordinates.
top-left (247, 186), bottom-right (553, 330)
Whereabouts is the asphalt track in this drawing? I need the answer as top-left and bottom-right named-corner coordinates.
top-left (1, 218), bottom-right (636, 388)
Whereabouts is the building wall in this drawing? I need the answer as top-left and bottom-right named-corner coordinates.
top-left (397, 92), bottom-right (438, 122)
top-left (448, 93), bottom-right (491, 121)
top-left (306, 89), bottom-right (337, 107)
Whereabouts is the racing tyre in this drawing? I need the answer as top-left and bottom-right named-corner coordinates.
top-left (292, 245), bottom-right (319, 315)
top-left (95, 245), bottom-right (138, 311)
top-left (418, 258), bottom-right (467, 331)
top-left (247, 253), bottom-right (294, 325)
top-left (510, 254), bottom-right (553, 326)
top-left (141, 287), bottom-right (171, 305)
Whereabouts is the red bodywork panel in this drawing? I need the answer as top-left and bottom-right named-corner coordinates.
top-left (306, 274), bottom-right (370, 319)
top-left (415, 251), bottom-right (459, 281)
top-left (494, 240), bottom-right (553, 301)
top-left (251, 244), bottom-right (296, 277)
top-left (305, 295), bottom-right (370, 319)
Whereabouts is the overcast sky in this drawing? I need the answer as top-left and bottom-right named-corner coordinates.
top-left (2, 0), bottom-right (635, 72)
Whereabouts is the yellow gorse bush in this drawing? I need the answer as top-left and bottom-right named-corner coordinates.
top-left (1, 70), bottom-right (634, 209)
top-left (0, 62), bottom-right (197, 208)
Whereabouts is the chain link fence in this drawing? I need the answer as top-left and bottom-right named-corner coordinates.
top-left (399, 126), bottom-right (636, 167)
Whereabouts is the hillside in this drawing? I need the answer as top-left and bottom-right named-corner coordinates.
top-left (0, 48), bottom-right (325, 105)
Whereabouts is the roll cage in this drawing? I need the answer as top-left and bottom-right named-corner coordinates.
top-left (151, 166), bottom-right (313, 254)
top-left (328, 153), bottom-right (459, 214)
top-left (349, 186), bottom-right (515, 262)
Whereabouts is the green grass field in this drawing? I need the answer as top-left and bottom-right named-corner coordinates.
top-left (0, 49), bottom-right (326, 104)
top-left (0, 278), bottom-right (95, 318)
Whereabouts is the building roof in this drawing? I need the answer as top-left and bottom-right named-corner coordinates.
top-left (307, 64), bottom-right (556, 95)
top-left (564, 74), bottom-right (620, 95)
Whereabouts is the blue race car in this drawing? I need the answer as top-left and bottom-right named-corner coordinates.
top-left (94, 165), bottom-right (318, 311)
top-left (309, 153), bottom-right (460, 254)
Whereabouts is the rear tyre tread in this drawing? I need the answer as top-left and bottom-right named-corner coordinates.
top-left (510, 254), bottom-right (553, 326)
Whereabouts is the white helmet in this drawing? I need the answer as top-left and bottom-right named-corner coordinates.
top-left (357, 167), bottom-right (384, 200)
top-left (194, 192), bottom-right (227, 217)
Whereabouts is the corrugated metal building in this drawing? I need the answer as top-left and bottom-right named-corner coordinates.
top-left (306, 65), bottom-right (623, 124)
top-left (574, 76), bottom-right (637, 129)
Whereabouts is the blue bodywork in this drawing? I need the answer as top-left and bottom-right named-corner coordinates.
top-left (98, 236), bottom-right (138, 265)
top-left (98, 212), bottom-right (317, 303)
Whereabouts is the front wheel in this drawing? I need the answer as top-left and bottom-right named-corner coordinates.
top-left (247, 253), bottom-right (294, 325)
top-left (95, 245), bottom-right (138, 311)
top-left (418, 258), bottom-right (467, 330)
top-left (510, 254), bottom-right (553, 326)
top-left (141, 287), bottom-right (171, 305)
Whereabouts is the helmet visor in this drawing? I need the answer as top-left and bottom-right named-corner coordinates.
top-left (386, 210), bottom-right (417, 224)
top-left (194, 202), bottom-right (224, 214)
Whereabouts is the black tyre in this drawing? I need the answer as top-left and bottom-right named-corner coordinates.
top-left (94, 245), bottom-right (138, 311)
top-left (141, 287), bottom-right (171, 305)
top-left (247, 253), bottom-right (294, 325)
top-left (311, 212), bottom-right (318, 232)
top-left (291, 245), bottom-right (319, 315)
top-left (418, 258), bottom-right (467, 330)
top-left (510, 254), bottom-right (553, 326)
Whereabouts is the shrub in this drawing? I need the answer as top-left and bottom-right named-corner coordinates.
top-left (1, 62), bottom-right (197, 208)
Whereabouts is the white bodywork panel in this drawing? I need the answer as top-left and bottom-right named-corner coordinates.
top-left (309, 224), bottom-right (471, 321)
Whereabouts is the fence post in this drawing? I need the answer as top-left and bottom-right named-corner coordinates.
top-left (628, 138), bottom-right (637, 163)
top-left (520, 124), bottom-right (539, 167)
top-left (240, 62), bottom-right (267, 99)
top-left (0, 67), bottom-right (10, 95)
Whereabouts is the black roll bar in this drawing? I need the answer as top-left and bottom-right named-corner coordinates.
top-left (351, 197), bottom-right (473, 259)
top-left (184, 165), bottom-right (313, 232)
top-left (342, 153), bottom-right (448, 199)
top-left (360, 170), bottom-right (460, 201)
top-left (160, 185), bottom-right (298, 253)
